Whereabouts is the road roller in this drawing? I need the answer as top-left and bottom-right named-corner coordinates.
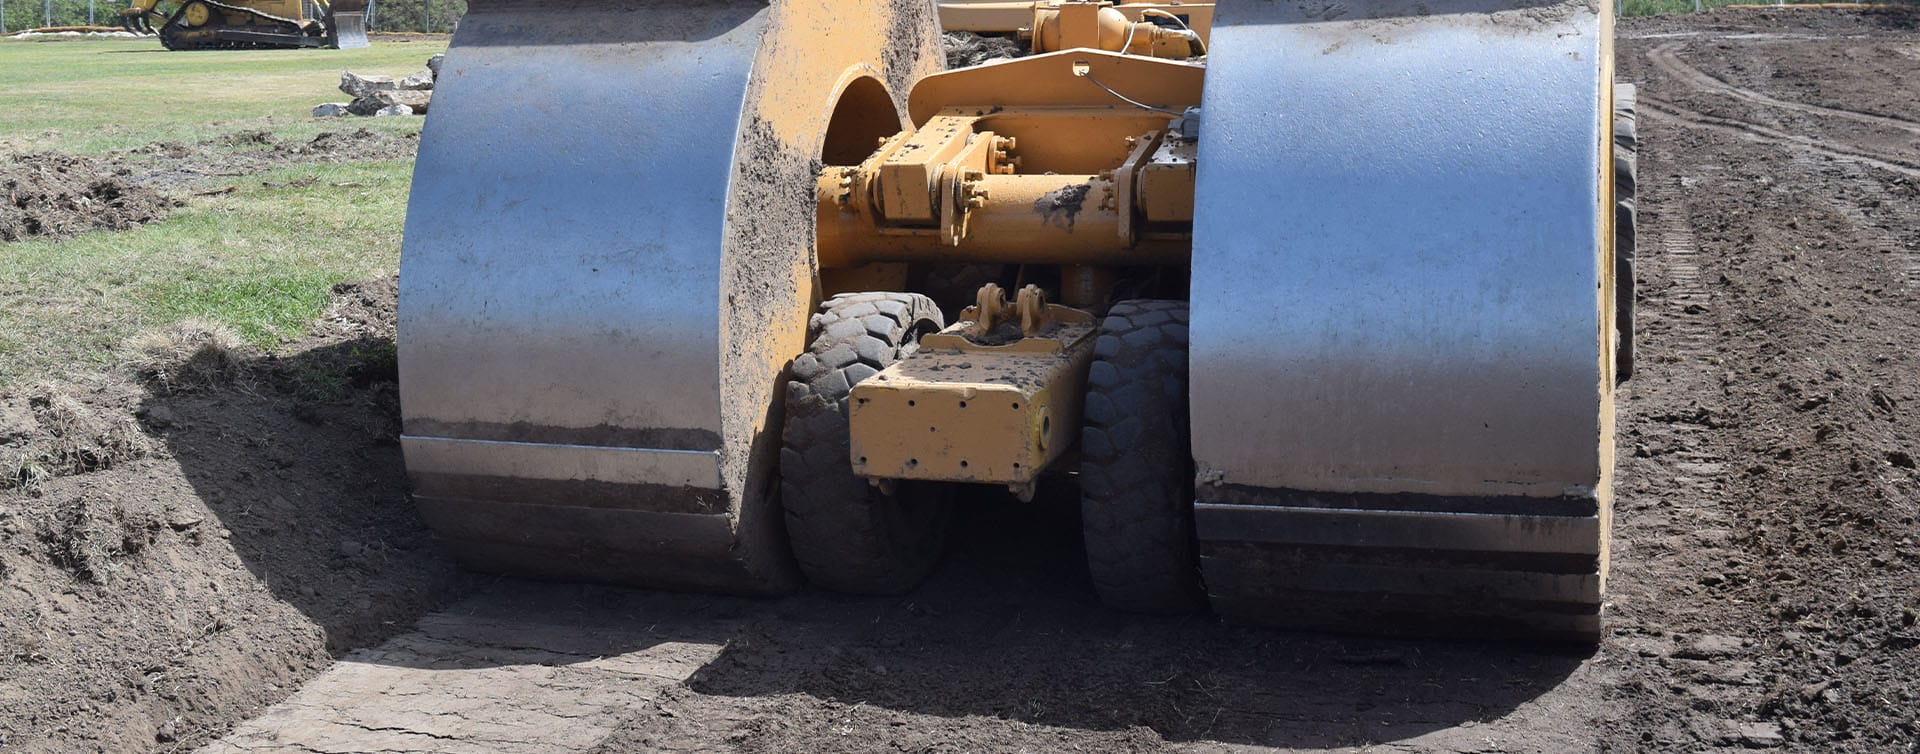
top-left (399, 0), bottom-right (1628, 641)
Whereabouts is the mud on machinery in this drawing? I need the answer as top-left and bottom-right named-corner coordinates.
top-left (398, 0), bottom-right (1633, 641)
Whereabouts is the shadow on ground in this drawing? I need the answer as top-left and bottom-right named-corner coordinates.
top-left (154, 330), bottom-right (1582, 749)
top-left (680, 493), bottom-right (1590, 748)
top-left (142, 331), bottom-right (474, 654)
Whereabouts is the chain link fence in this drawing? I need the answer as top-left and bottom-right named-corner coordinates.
top-left (364, 0), bottom-right (466, 35)
top-left (1, 0), bottom-right (466, 35)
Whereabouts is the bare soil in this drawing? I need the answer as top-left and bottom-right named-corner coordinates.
top-left (0, 278), bottom-right (472, 753)
top-left (3, 8), bottom-right (1919, 753)
top-left (124, 127), bottom-right (420, 193)
top-left (0, 154), bottom-right (176, 242)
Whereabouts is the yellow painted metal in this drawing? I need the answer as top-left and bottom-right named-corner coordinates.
top-left (849, 286), bottom-right (1097, 495)
top-left (1138, 136), bottom-right (1195, 223)
top-left (183, 2), bottom-right (212, 26)
top-left (813, 50), bottom-right (1201, 271)
top-left (1055, 2), bottom-right (1104, 50)
top-left (1031, 2), bottom-right (1203, 58)
top-left (876, 125), bottom-right (973, 223)
top-left (719, 0), bottom-right (945, 501)
top-left (908, 50), bottom-right (1203, 125)
top-left (819, 169), bottom-right (1189, 265)
top-left (937, 1), bottom-right (1214, 47)
top-left (247, 0), bottom-right (308, 20)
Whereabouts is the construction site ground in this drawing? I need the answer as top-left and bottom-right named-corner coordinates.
top-left (2, 9), bottom-right (1918, 753)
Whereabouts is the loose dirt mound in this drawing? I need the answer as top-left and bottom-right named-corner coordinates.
top-left (0, 277), bottom-right (470, 753)
top-left (125, 128), bottom-right (420, 193)
top-left (0, 154), bottom-right (176, 242)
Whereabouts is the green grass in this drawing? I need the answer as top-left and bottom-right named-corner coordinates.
top-left (0, 36), bottom-right (446, 154)
top-left (0, 37), bottom-right (437, 387)
top-left (0, 155), bottom-right (415, 386)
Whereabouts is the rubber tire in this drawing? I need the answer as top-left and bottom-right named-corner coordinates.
top-left (1615, 82), bottom-right (1639, 383)
top-left (1079, 300), bottom-right (1204, 613)
top-left (782, 292), bottom-right (953, 594)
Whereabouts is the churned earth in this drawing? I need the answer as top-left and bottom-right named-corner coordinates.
top-left (2, 8), bottom-right (1917, 753)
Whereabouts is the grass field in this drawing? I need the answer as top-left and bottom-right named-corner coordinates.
top-left (0, 36), bottom-right (446, 153)
top-left (0, 37), bottom-right (443, 387)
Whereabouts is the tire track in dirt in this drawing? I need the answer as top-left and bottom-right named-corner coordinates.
top-left (1805, 161), bottom-right (1920, 290)
top-left (1631, 168), bottom-right (1739, 553)
top-left (1647, 41), bottom-right (1920, 136)
top-left (1637, 96), bottom-right (1920, 179)
top-left (1646, 37), bottom-right (1920, 289)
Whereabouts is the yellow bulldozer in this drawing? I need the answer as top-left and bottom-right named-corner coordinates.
top-left (396, 0), bottom-right (1634, 641)
top-left (121, 0), bottom-right (369, 50)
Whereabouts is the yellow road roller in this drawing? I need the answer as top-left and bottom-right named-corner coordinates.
top-left (399, 0), bottom-right (1628, 641)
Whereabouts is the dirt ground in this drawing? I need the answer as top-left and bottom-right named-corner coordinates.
top-left (0, 154), bottom-right (175, 242)
top-left (3, 8), bottom-right (1919, 753)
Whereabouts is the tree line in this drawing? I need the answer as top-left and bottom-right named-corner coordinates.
top-left (1, 0), bottom-right (466, 34)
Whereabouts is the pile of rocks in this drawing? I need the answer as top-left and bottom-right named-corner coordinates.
top-left (313, 53), bottom-right (443, 118)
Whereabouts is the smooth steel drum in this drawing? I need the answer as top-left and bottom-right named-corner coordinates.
top-left (398, 0), bottom-right (943, 592)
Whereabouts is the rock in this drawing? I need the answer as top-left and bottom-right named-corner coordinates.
top-left (426, 53), bottom-right (445, 76)
top-left (346, 97), bottom-right (384, 117)
top-left (1733, 721), bottom-right (1784, 748)
top-left (339, 70), bottom-right (397, 99)
top-left (339, 540), bottom-right (364, 558)
top-left (373, 104), bottom-right (416, 118)
top-left (373, 89), bottom-right (432, 113)
top-left (1675, 634), bottom-right (1747, 659)
top-left (311, 102), bottom-right (352, 118)
top-left (164, 506), bottom-right (203, 531)
top-left (399, 69), bottom-right (434, 90)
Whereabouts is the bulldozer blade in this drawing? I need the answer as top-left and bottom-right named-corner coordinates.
top-left (328, 0), bottom-right (369, 50)
top-left (397, 0), bottom-right (944, 594)
top-left (1187, 0), bottom-right (1615, 641)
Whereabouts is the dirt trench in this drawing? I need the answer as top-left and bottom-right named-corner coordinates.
top-left (3, 8), bottom-right (1920, 753)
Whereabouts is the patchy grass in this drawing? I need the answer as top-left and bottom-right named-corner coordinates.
top-left (125, 318), bottom-right (251, 393)
top-left (0, 37), bottom-right (431, 388)
top-left (0, 37), bottom-right (446, 154)
top-left (0, 159), bottom-right (412, 386)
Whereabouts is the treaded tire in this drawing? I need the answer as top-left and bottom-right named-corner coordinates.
top-left (782, 292), bottom-right (952, 594)
top-left (1079, 299), bottom-right (1203, 613)
top-left (1615, 82), bottom-right (1639, 383)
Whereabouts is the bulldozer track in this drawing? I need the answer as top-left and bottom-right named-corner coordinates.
top-left (1646, 42), bottom-right (1920, 136)
top-left (1639, 175), bottom-right (1719, 379)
